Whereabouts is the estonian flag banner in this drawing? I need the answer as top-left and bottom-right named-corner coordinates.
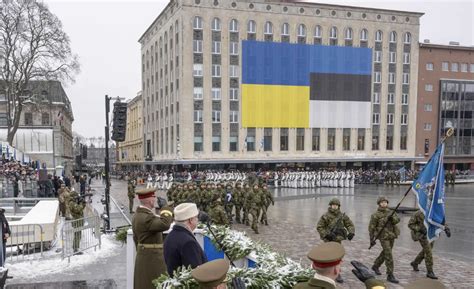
top-left (411, 143), bottom-right (447, 242)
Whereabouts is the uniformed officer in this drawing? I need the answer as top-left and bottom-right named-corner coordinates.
top-left (316, 198), bottom-right (355, 283)
top-left (191, 259), bottom-right (230, 289)
top-left (260, 184), bottom-right (274, 226)
top-left (127, 179), bottom-right (136, 214)
top-left (368, 196), bottom-right (400, 284)
top-left (68, 192), bottom-right (85, 254)
top-left (293, 242), bottom-right (347, 289)
top-left (132, 187), bottom-right (173, 289)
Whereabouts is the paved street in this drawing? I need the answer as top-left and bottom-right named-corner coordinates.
top-left (105, 178), bottom-right (473, 288)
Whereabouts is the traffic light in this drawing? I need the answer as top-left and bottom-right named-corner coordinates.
top-left (111, 101), bottom-right (127, 142)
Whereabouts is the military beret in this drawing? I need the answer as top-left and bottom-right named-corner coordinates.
top-left (405, 279), bottom-right (446, 289)
top-left (308, 242), bottom-right (345, 268)
top-left (191, 259), bottom-right (230, 289)
top-left (135, 187), bottom-right (156, 199)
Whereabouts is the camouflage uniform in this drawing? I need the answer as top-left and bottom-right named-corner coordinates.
top-left (58, 185), bottom-right (69, 217)
top-left (208, 197), bottom-right (229, 226)
top-left (260, 185), bottom-right (274, 225)
top-left (128, 180), bottom-right (136, 213)
top-left (317, 198), bottom-right (355, 243)
top-left (248, 185), bottom-right (263, 234)
top-left (69, 197), bottom-right (85, 253)
top-left (408, 210), bottom-right (435, 276)
top-left (223, 185), bottom-right (234, 223)
top-left (369, 197), bottom-right (400, 281)
top-left (233, 183), bottom-right (243, 224)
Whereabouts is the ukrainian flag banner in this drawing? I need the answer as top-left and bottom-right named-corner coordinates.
top-left (242, 41), bottom-right (372, 128)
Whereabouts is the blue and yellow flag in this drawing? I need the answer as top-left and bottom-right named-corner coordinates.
top-left (242, 41), bottom-right (372, 128)
top-left (411, 143), bottom-right (447, 242)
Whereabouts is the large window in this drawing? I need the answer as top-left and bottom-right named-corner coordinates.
top-left (193, 40), bottom-right (202, 53)
top-left (327, 128), bottom-right (335, 151)
top-left (212, 136), bottom-right (221, 151)
top-left (387, 113), bottom-right (394, 125)
top-left (442, 62), bottom-right (449, 71)
top-left (344, 28), bottom-right (353, 40)
top-left (229, 136), bottom-right (238, 151)
top-left (343, 128), bottom-right (350, 151)
top-left (357, 129), bottom-right (365, 150)
top-left (282, 23), bottom-right (289, 36)
top-left (212, 110), bottom-right (221, 123)
top-left (296, 128), bottom-right (304, 151)
top-left (230, 88), bottom-right (239, 101)
top-left (229, 111), bottom-right (238, 123)
top-left (312, 128), bottom-right (320, 151)
top-left (264, 128), bottom-right (272, 151)
top-left (280, 128), bottom-right (288, 151)
top-left (193, 64), bottom-right (203, 76)
top-left (194, 136), bottom-right (203, 152)
top-left (24, 112), bottom-right (33, 125)
top-left (229, 19), bottom-right (238, 32)
top-left (211, 17), bottom-right (221, 31)
top-left (426, 63), bottom-right (434, 71)
top-left (297, 24), bottom-right (306, 37)
top-left (193, 87), bottom-right (203, 99)
top-left (374, 51), bottom-right (382, 63)
top-left (264, 21), bottom-right (273, 35)
top-left (41, 113), bottom-right (49, 125)
top-left (404, 32), bottom-right (411, 44)
top-left (247, 20), bottom-right (256, 33)
top-left (193, 110), bottom-right (203, 123)
top-left (229, 65), bottom-right (239, 77)
top-left (212, 41), bottom-right (221, 54)
top-left (360, 29), bottom-right (368, 41)
top-left (212, 65), bottom-right (221, 77)
top-left (230, 42), bottom-right (239, 55)
top-left (193, 16), bottom-right (203, 30)
top-left (375, 30), bottom-right (382, 42)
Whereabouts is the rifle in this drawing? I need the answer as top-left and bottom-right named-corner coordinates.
top-left (325, 213), bottom-right (346, 241)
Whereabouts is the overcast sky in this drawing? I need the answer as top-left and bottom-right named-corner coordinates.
top-left (45, 0), bottom-right (473, 138)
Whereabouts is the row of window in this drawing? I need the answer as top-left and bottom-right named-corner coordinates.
top-left (374, 51), bottom-right (410, 64)
top-left (372, 113), bottom-right (408, 125)
top-left (426, 62), bottom-right (474, 73)
top-left (193, 87), bottom-right (239, 101)
top-left (193, 16), bottom-right (413, 43)
top-left (373, 72), bottom-right (410, 84)
top-left (193, 131), bottom-right (407, 152)
top-left (373, 93), bottom-right (409, 104)
top-left (193, 64), bottom-right (239, 77)
top-left (193, 110), bottom-right (239, 123)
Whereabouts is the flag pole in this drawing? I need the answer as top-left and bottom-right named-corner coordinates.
top-left (369, 127), bottom-right (454, 249)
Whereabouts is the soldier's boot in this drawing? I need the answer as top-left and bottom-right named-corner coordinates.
top-left (264, 220), bottom-right (268, 226)
top-left (335, 275), bottom-right (343, 283)
top-left (371, 266), bottom-right (382, 276)
top-left (387, 274), bottom-right (399, 284)
top-left (426, 271), bottom-right (438, 279)
top-left (410, 261), bottom-right (419, 272)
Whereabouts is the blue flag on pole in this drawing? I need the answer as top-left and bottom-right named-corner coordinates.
top-left (411, 143), bottom-right (446, 243)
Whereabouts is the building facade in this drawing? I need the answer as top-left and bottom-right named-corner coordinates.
top-left (416, 42), bottom-right (474, 170)
top-left (117, 92), bottom-right (143, 170)
top-left (0, 80), bottom-right (74, 172)
top-left (140, 0), bottom-right (423, 168)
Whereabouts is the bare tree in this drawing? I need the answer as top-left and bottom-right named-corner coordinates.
top-left (0, 0), bottom-right (80, 144)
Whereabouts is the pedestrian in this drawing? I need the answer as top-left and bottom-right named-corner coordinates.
top-left (0, 208), bottom-right (11, 266)
top-left (260, 184), bottom-right (274, 226)
top-left (132, 188), bottom-right (173, 289)
top-left (67, 191), bottom-right (85, 254)
top-left (316, 197), bottom-right (355, 283)
top-left (127, 179), bottom-right (136, 214)
top-left (408, 209), bottom-right (451, 279)
top-left (191, 259), bottom-right (230, 289)
top-left (368, 196), bottom-right (400, 284)
top-left (163, 202), bottom-right (207, 276)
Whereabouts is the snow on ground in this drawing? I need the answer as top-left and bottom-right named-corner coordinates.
top-left (6, 234), bottom-right (122, 280)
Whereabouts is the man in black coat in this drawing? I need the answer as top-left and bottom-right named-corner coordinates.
top-left (0, 208), bottom-right (11, 266)
top-left (163, 203), bottom-right (207, 276)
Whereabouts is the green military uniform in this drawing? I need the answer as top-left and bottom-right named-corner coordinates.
top-left (128, 180), bottom-right (136, 213)
top-left (68, 196), bottom-right (85, 253)
top-left (242, 185), bottom-right (251, 226)
top-left (317, 198), bottom-right (355, 243)
top-left (132, 188), bottom-right (173, 289)
top-left (233, 183), bottom-right (242, 223)
top-left (58, 185), bottom-right (68, 217)
top-left (260, 185), bottom-right (274, 225)
top-left (368, 197), bottom-right (400, 283)
top-left (247, 185), bottom-right (263, 234)
top-left (223, 185), bottom-right (234, 223)
top-left (408, 210), bottom-right (437, 279)
top-left (191, 259), bottom-right (230, 289)
top-left (208, 196), bottom-right (229, 226)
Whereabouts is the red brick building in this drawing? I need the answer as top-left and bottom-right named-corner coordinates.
top-left (417, 42), bottom-right (474, 170)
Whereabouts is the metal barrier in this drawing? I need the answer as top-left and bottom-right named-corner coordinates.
top-left (0, 179), bottom-right (39, 198)
top-left (6, 223), bottom-right (45, 262)
top-left (61, 215), bottom-right (101, 262)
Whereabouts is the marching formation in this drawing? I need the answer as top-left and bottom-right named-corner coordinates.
top-left (274, 170), bottom-right (356, 188)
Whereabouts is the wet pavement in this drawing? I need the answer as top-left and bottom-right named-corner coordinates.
top-left (99, 179), bottom-right (474, 288)
top-left (6, 279), bottom-right (117, 289)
